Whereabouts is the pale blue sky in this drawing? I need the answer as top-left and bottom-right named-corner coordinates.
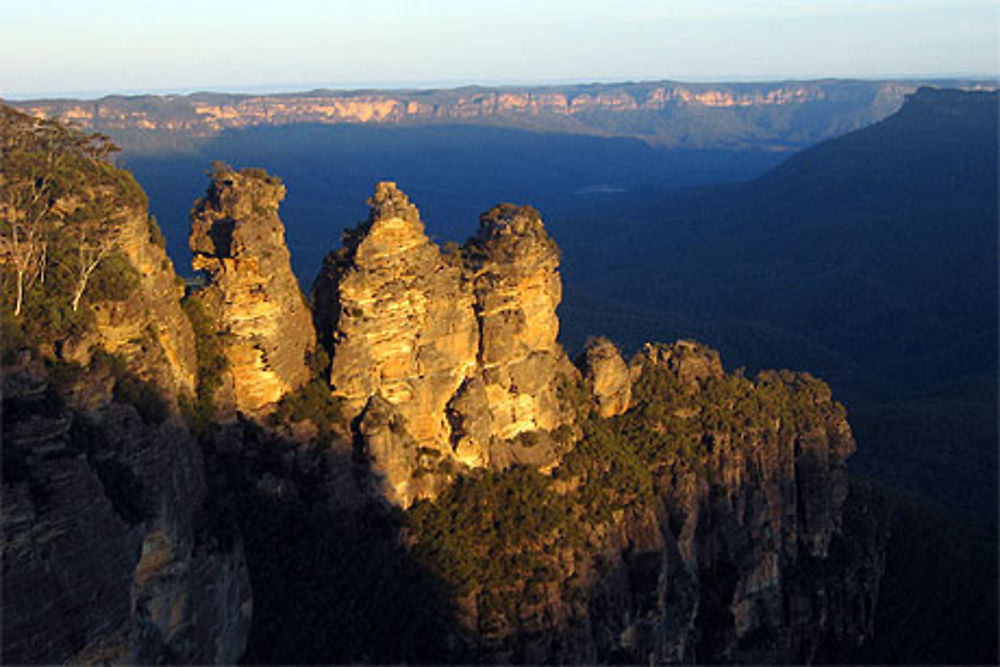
top-left (1, 0), bottom-right (996, 98)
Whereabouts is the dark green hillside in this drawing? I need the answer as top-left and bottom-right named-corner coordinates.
top-left (554, 89), bottom-right (999, 662)
top-left (565, 87), bottom-right (997, 396)
top-left (561, 86), bottom-right (997, 496)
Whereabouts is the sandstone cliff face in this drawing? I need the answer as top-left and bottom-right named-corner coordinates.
top-left (312, 183), bottom-right (479, 505)
top-left (1, 358), bottom-right (251, 664)
top-left (420, 340), bottom-right (886, 664)
top-left (313, 184), bottom-right (574, 506)
top-left (17, 80), bottom-right (990, 151)
top-left (190, 166), bottom-right (315, 417)
top-left (29, 195), bottom-right (198, 401)
top-left (109, 207), bottom-right (199, 396)
top-left (461, 204), bottom-right (567, 441)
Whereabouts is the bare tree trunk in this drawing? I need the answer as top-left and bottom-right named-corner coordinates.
top-left (71, 249), bottom-right (106, 312)
top-left (38, 241), bottom-right (47, 285)
top-left (14, 269), bottom-right (24, 317)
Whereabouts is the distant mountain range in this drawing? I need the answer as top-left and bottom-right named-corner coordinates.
top-left (8, 78), bottom-right (995, 153)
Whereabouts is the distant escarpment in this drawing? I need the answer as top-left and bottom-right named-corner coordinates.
top-left (189, 165), bottom-right (315, 418)
top-left (13, 79), bottom-right (995, 153)
top-left (312, 183), bottom-right (575, 506)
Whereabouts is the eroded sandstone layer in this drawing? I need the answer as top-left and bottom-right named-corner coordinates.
top-left (1, 356), bottom-right (252, 665)
top-left (312, 184), bottom-right (575, 505)
top-left (190, 166), bottom-right (315, 417)
top-left (431, 340), bottom-right (885, 664)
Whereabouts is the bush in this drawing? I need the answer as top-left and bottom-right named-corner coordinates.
top-left (270, 378), bottom-right (344, 446)
top-left (181, 292), bottom-right (229, 433)
top-left (86, 251), bottom-right (140, 303)
top-left (147, 215), bottom-right (166, 248)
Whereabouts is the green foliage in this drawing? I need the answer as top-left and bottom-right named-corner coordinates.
top-left (0, 309), bottom-right (30, 363)
top-left (408, 466), bottom-right (577, 597)
top-left (270, 378), bottom-right (344, 446)
top-left (560, 415), bottom-right (655, 522)
top-left (146, 214), bottom-right (166, 248)
top-left (1, 256), bottom-right (94, 351)
top-left (1, 103), bottom-right (150, 349)
top-left (85, 251), bottom-right (141, 302)
top-left (267, 346), bottom-right (345, 446)
top-left (405, 352), bottom-right (849, 638)
top-left (180, 292), bottom-right (229, 434)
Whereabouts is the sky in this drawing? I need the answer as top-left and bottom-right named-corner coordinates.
top-left (1, 0), bottom-right (997, 99)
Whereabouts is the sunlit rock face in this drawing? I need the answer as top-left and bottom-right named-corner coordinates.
top-left (34, 179), bottom-right (198, 401)
top-left (317, 182), bottom-right (478, 441)
top-left (92, 205), bottom-right (199, 397)
top-left (577, 336), bottom-right (632, 418)
top-left (442, 341), bottom-right (880, 665)
top-left (190, 166), bottom-right (315, 417)
top-left (462, 203), bottom-right (567, 439)
top-left (312, 184), bottom-right (575, 506)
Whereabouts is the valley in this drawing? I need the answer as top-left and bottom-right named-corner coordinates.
top-left (2, 81), bottom-right (997, 664)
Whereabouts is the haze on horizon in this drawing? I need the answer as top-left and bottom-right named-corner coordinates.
top-left (1, 0), bottom-right (997, 100)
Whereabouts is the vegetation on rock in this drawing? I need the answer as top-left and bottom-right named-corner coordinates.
top-left (405, 346), bottom-right (853, 651)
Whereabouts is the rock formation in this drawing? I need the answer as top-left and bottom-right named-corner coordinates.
top-left (1, 103), bottom-right (889, 663)
top-left (190, 166), bottom-right (315, 417)
top-left (461, 203), bottom-right (568, 442)
top-left (313, 184), bottom-right (575, 506)
top-left (1, 109), bottom-right (252, 663)
top-left (577, 336), bottom-right (631, 417)
top-left (424, 340), bottom-right (887, 664)
top-left (1, 354), bottom-right (252, 664)
top-left (11, 169), bottom-right (199, 401)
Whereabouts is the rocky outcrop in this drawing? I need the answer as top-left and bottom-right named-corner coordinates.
top-left (439, 340), bottom-right (887, 664)
top-left (312, 183), bottom-right (479, 506)
top-left (1, 357), bottom-right (252, 664)
top-left (460, 204), bottom-right (569, 441)
top-left (313, 184), bottom-right (574, 506)
top-left (13, 171), bottom-right (198, 401)
top-left (630, 338), bottom-right (724, 389)
top-left (577, 336), bottom-right (631, 417)
top-left (313, 185), bottom-right (576, 506)
top-left (54, 203), bottom-right (200, 399)
top-left (190, 166), bottom-right (315, 417)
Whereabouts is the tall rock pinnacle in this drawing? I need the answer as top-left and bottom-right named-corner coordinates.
top-left (190, 165), bottom-right (315, 416)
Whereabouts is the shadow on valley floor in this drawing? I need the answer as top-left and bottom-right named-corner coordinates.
top-left (121, 123), bottom-right (786, 284)
top-left (198, 421), bottom-right (466, 664)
